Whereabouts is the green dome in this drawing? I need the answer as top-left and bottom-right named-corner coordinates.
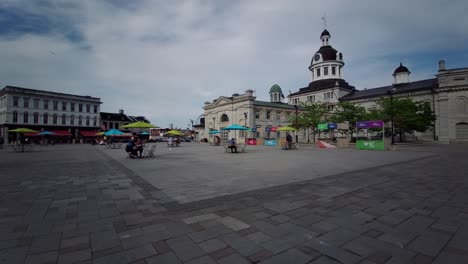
top-left (269, 84), bottom-right (282, 93)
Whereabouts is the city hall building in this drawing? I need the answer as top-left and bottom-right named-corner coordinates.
top-left (204, 29), bottom-right (468, 143)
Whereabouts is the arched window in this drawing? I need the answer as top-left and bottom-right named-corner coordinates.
top-left (221, 114), bottom-right (229, 122)
top-left (456, 97), bottom-right (467, 114)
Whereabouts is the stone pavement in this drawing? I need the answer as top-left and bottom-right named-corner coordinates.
top-left (0, 143), bottom-right (468, 263)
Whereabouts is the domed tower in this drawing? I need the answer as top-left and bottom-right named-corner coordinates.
top-left (393, 62), bottom-right (411, 84)
top-left (269, 84), bottom-right (284, 103)
top-left (309, 29), bottom-right (345, 82)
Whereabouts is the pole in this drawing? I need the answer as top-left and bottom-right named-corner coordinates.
top-left (294, 105), bottom-right (298, 143)
top-left (390, 93), bottom-right (395, 145)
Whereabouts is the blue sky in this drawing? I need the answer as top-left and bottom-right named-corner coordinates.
top-left (1, 0), bottom-right (467, 128)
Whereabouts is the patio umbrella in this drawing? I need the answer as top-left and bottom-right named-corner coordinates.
top-left (221, 124), bottom-right (248, 131)
top-left (209, 130), bottom-right (220, 134)
top-left (122, 121), bottom-right (159, 129)
top-left (277, 126), bottom-right (297, 131)
top-left (9, 128), bottom-right (38, 133)
top-left (38, 131), bottom-right (56, 135)
top-left (139, 132), bottom-right (149, 135)
top-left (95, 131), bottom-right (105, 136)
top-left (104, 129), bottom-right (124, 136)
top-left (165, 130), bottom-right (183, 136)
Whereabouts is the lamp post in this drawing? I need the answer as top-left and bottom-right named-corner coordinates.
top-left (387, 88), bottom-right (396, 145)
top-left (294, 104), bottom-right (299, 143)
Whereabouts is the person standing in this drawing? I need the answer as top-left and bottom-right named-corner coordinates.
top-left (286, 133), bottom-right (293, 149)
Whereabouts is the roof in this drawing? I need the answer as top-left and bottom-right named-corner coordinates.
top-left (320, 29), bottom-right (330, 38)
top-left (340, 78), bottom-right (438, 101)
top-left (315, 45), bottom-right (338, 61)
top-left (100, 112), bottom-right (132, 122)
top-left (269, 84), bottom-right (282, 93)
top-left (394, 63), bottom-right (410, 74)
top-left (0, 85), bottom-right (101, 102)
top-left (290, 79), bottom-right (355, 96)
top-left (253, 101), bottom-right (300, 110)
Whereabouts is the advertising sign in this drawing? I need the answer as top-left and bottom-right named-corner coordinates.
top-left (328, 123), bottom-right (338, 129)
top-left (337, 123), bottom-right (349, 130)
top-left (271, 127), bottom-right (277, 132)
top-left (264, 139), bottom-right (277, 146)
top-left (318, 123), bottom-right (328, 130)
top-left (251, 127), bottom-right (257, 132)
top-left (367, 120), bottom-right (384, 128)
top-left (356, 140), bottom-right (385, 150)
top-left (356, 121), bottom-right (368, 129)
top-left (246, 138), bottom-right (257, 145)
top-left (265, 127), bottom-right (271, 132)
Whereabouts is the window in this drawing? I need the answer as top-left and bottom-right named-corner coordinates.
top-left (103, 122), bottom-right (107, 129)
top-left (86, 116), bottom-right (90, 126)
top-left (43, 113), bottom-right (48, 124)
top-left (34, 112), bottom-right (39, 124)
top-left (86, 104), bottom-right (90, 113)
top-left (44, 100), bottom-right (49, 109)
top-left (13, 96), bottom-right (19, 106)
top-left (62, 114), bottom-right (66, 125)
top-left (23, 98), bottom-right (29, 108)
top-left (276, 112), bottom-right (281, 121)
top-left (13, 111), bottom-right (18, 123)
top-left (255, 111), bottom-right (260, 119)
top-left (93, 105), bottom-right (98, 113)
top-left (109, 122), bottom-right (113, 129)
top-left (93, 117), bottom-right (97, 126)
top-left (266, 111), bottom-right (271, 120)
top-left (23, 112), bottom-right (28, 123)
top-left (332, 66), bottom-right (336, 75)
top-left (78, 116), bottom-right (83, 126)
top-left (53, 114), bottom-right (58, 124)
top-left (115, 123), bottom-right (119, 129)
top-left (324, 67), bottom-right (329, 75)
top-left (79, 104), bottom-right (83, 112)
top-left (34, 99), bottom-right (39, 109)
top-left (316, 68), bottom-right (321, 77)
top-left (307, 95), bottom-right (315, 102)
top-left (311, 71), bottom-right (314, 79)
top-left (53, 101), bottom-right (58, 110)
top-left (221, 114), bottom-right (229, 122)
top-left (71, 103), bottom-right (75, 111)
top-left (70, 115), bottom-right (75, 125)
top-left (62, 102), bottom-right (67, 111)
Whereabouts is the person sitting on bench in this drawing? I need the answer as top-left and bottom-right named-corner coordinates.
top-left (227, 138), bottom-right (237, 153)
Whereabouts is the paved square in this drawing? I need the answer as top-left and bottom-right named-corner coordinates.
top-left (1, 142), bottom-right (467, 263)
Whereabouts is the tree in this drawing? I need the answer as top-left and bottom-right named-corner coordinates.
top-left (375, 97), bottom-right (436, 142)
top-left (289, 102), bottom-right (328, 142)
top-left (330, 102), bottom-right (367, 135)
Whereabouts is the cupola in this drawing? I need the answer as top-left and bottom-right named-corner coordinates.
top-left (393, 62), bottom-right (411, 84)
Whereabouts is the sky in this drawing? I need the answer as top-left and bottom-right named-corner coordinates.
top-left (1, 0), bottom-right (467, 128)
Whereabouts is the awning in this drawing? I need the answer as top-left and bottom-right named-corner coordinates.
top-left (24, 132), bottom-right (41, 137)
top-left (49, 130), bottom-right (72, 136)
top-left (79, 131), bottom-right (98, 137)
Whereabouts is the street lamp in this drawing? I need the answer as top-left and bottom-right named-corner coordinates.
top-left (294, 104), bottom-right (299, 143)
top-left (387, 88), bottom-right (396, 145)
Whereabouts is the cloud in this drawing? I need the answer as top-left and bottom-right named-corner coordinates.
top-left (1, 0), bottom-right (467, 128)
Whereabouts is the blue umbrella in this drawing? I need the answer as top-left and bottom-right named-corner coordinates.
top-left (38, 131), bottom-right (56, 135)
top-left (139, 132), bottom-right (149, 135)
top-left (222, 124), bottom-right (248, 130)
top-left (209, 130), bottom-right (220, 134)
top-left (104, 129), bottom-right (124, 136)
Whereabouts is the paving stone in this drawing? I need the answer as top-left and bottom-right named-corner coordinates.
top-left (291, 213), bottom-right (324, 227)
top-left (263, 200), bottom-right (308, 214)
top-left (221, 232), bottom-right (264, 256)
top-left (30, 233), bottom-right (62, 254)
top-left (93, 244), bottom-right (156, 264)
top-left (433, 251), bottom-right (468, 264)
top-left (184, 255), bottom-right (217, 264)
top-left (90, 230), bottom-right (120, 252)
top-left (145, 251), bottom-right (181, 264)
top-left (182, 213), bottom-right (220, 224)
top-left (152, 240), bottom-right (170, 254)
top-left (25, 250), bottom-right (58, 264)
top-left (208, 247), bottom-right (237, 260)
top-left (188, 225), bottom-right (231, 243)
top-left (378, 231), bottom-right (418, 248)
top-left (198, 238), bottom-right (227, 253)
top-left (412, 254), bottom-right (433, 264)
top-left (245, 231), bottom-right (273, 244)
top-left (407, 231), bottom-right (451, 257)
top-left (269, 214), bottom-right (291, 224)
top-left (217, 253), bottom-right (251, 264)
top-left (0, 246), bottom-right (29, 264)
top-left (258, 248), bottom-right (314, 264)
top-left (237, 226), bottom-right (258, 236)
top-left (306, 221), bottom-right (338, 235)
top-left (304, 238), bottom-right (362, 264)
top-left (60, 235), bottom-right (89, 249)
top-left (309, 255), bottom-right (341, 263)
top-left (166, 236), bottom-right (205, 262)
top-left (395, 215), bottom-right (435, 233)
top-left (261, 232), bottom-right (315, 254)
top-left (216, 216), bottom-right (250, 231)
top-left (58, 248), bottom-right (91, 264)
top-left (248, 249), bottom-right (274, 263)
top-left (317, 228), bottom-right (360, 246)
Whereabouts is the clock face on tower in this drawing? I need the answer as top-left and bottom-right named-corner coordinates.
top-left (314, 53), bottom-right (320, 61)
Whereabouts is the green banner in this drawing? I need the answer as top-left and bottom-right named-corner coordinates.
top-left (318, 123), bottom-right (328, 130)
top-left (356, 140), bottom-right (385, 150)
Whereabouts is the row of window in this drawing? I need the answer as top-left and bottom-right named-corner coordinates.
top-left (255, 111), bottom-right (291, 121)
top-left (11, 111), bottom-right (98, 126)
top-left (12, 96), bottom-right (98, 113)
top-left (312, 65), bottom-right (341, 78)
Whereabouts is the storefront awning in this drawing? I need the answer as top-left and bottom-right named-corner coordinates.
top-left (79, 131), bottom-right (98, 137)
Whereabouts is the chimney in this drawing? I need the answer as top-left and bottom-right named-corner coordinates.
top-left (438, 60), bottom-right (446, 71)
top-left (119, 109), bottom-right (124, 114)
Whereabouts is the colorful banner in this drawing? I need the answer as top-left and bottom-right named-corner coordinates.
top-left (265, 127), bottom-right (271, 132)
top-left (337, 123), bottom-right (349, 130)
top-left (356, 140), bottom-right (385, 150)
top-left (246, 138), bottom-right (257, 145)
top-left (328, 123), bottom-right (338, 129)
top-left (367, 120), bottom-right (384, 128)
top-left (271, 127), bottom-right (277, 132)
top-left (318, 123), bottom-right (328, 130)
top-left (264, 139), bottom-right (277, 146)
top-left (356, 121), bottom-right (368, 129)
top-left (251, 127), bottom-right (257, 132)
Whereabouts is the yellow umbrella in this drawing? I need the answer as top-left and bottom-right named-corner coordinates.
top-left (95, 131), bottom-right (105, 136)
top-left (9, 128), bottom-right (38, 133)
top-left (165, 130), bottom-right (183, 136)
top-left (277, 126), bottom-right (296, 131)
top-left (122, 121), bottom-right (159, 129)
